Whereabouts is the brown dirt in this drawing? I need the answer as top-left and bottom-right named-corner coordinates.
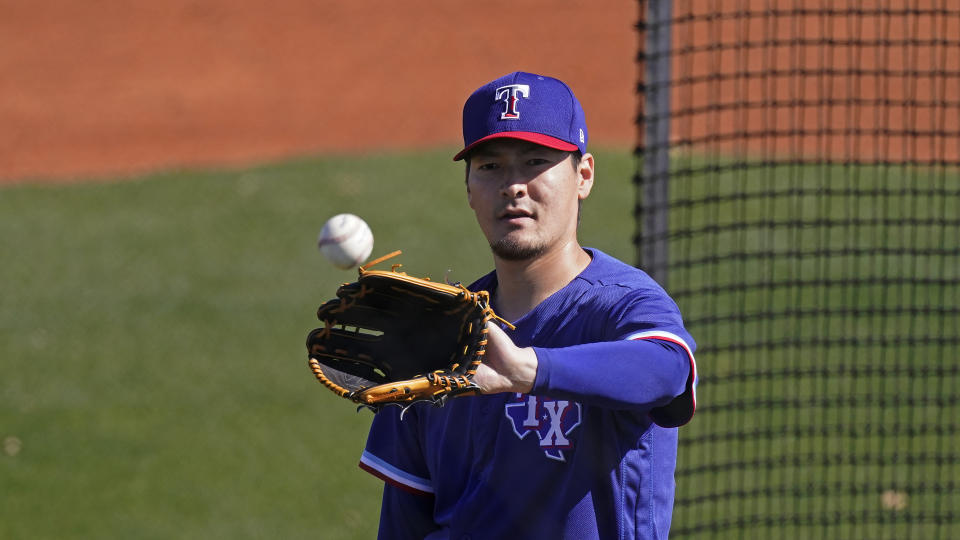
top-left (6, 2), bottom-right (953, 185)
top-left (0, 1), bottom-right (637, 184)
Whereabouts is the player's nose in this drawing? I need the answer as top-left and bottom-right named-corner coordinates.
top-left (498, 165), bottom-right (529, 198)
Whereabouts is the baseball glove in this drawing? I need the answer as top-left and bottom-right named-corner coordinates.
top-left (306, 251), bottom-right (512, 411)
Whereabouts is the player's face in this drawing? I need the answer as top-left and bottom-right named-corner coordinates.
top-left (466, 140), bottom-right (594, 261)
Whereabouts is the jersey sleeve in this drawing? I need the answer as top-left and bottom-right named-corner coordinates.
top-left (360, 406), bottom-right (435, 496)
top-left (531, 290), bottom-right (698, 427)
top-left (375, 484), bottom-right (441, 540)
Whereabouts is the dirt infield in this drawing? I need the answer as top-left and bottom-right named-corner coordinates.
top-left (6, 2), bottom-right (954, 184)
top-left (0, 1), bottom-right (637, 183)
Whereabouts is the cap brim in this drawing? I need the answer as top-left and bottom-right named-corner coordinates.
top-left (452, 131), bottom-right (579, 161)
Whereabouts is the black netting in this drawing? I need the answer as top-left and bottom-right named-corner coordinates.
top-left (634, 1), bottom-right (960, 538)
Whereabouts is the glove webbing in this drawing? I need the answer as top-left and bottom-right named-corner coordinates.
top-left (307, 250), bottom-right (514, 406)
top-left (307, 293), bottom-right (507, 401)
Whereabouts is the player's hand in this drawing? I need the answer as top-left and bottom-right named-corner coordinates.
top-left (473, 322), bottom-right (538, 395)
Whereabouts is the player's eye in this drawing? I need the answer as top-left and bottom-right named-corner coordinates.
top-left (476, 162), bottom-right (499, 171)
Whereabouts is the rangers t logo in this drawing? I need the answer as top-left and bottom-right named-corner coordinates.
top-left (504, 394), bottom-right (582, 461)
top-left (495, 84), bottom-right (530, 120)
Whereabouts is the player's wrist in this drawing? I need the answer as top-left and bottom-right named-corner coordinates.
top-left (512, 347), bottom-right (538, 394)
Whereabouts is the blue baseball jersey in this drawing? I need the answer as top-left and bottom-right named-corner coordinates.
top-left (360, 249), bottom-right (698, 539)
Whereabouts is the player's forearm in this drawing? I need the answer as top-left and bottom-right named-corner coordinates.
top-left (531, 339), bottom-right (690, 411)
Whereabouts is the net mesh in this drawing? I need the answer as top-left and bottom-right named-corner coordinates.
top-left (634, 1), bottom-right (960, 538)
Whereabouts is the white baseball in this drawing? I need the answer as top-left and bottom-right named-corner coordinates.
top-left (317, 213), bottom-right (374, 269)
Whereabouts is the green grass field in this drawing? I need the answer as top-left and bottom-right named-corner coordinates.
top-left (0, 148), bottom-right (636, 539)
top-left (662, 160), bottom-right (959, 539)
top-left (3, 149), bottom-right (957, 539)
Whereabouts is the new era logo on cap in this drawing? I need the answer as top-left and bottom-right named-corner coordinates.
top-left (453, 72), bottom-right (589, 161)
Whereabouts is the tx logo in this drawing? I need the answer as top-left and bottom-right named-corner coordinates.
top-left (495, 84), bottom-right (530, 120)
top-left (504, 394), bottom-right (582, 462)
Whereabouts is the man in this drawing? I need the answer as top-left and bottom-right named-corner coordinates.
top-left (359, 72), bottom-right (698, 539)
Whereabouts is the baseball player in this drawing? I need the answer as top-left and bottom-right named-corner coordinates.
top-left (359, 71), bottom-right (698, 539)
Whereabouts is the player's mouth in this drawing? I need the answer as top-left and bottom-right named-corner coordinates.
top-left (498, 208), bottom-right (534, 224)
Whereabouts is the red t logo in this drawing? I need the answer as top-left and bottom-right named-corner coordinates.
top-left (495, 84), bottom-right (530, 120)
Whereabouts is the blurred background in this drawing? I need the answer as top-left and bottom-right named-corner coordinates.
top-left (0, 0), bottom-right (637, 183)
top-left (4, 2), bottom-right (958, 539)
top-left (0, 2), bottom-right (638, 538)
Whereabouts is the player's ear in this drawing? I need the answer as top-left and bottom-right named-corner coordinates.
top-left (576, 153), bottom-right (595, 200)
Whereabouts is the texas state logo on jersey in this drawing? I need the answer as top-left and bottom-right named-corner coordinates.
top-left (504, 393), bottom-right (582, 461)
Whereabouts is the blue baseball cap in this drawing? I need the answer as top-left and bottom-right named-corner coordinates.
top-left (453, 71), bottom-right (588, 161)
